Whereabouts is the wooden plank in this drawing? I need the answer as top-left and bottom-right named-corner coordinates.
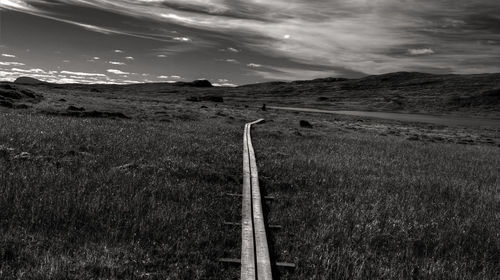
top-left (224, 221), bottom-right (282, 229)
top-left (220, 258), bottom-right (296, 269)
top-left (241, 123), bottom-right (256, 280)
top-left (225, 193), bottom-right (276, 201)
top-left (247, 119), bottom-right (273, 280)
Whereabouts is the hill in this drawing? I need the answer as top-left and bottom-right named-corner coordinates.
top-left (3, 72), bottom-right (500, 117)
top-left (14, 76), bottom-right (48, 85)
top-left (230, 72), bottom-right (500, 116)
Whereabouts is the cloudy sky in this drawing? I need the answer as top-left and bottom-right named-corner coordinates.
top-left (0, 0), bottom-right (499, 85)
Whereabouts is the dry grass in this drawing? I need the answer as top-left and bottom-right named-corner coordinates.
top-left (0, 110), bottom-right (499, 279)
top-left (0, 112), bottom-right (242, 279)
top-left (253, 122), bottom-right (500, 279)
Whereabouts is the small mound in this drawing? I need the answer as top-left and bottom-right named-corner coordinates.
top-left (0, 84), bottom-right (43, 109)
top-left (14, 77), bottom-right (47, 85)
top-left (300, 120), bottom-right (313, 128)
top-left (175, 79), bottom-right (213, 87)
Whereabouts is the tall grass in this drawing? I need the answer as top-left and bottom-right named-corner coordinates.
top-left (0, 111), bottom-right (499, 279)
top-left (0, 112), bottom-right (242, 279)
top-left (252, 125), bottom-right (500, 279)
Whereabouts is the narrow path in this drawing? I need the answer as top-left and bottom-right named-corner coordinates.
top-left (241, 119), bottom-right (272, 280)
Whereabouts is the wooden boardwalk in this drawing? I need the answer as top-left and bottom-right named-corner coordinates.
top-left (241, 119), bottom-right (272, 280)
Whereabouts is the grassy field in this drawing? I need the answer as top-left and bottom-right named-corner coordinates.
top-left (0, 106), bottom-right (499, 279)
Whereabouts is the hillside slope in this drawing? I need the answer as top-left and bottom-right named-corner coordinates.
top-left (230, 72), bottom-right (500, 116)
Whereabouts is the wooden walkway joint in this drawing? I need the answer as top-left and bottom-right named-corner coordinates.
top-left (241, 119), bottom-right (273, 280)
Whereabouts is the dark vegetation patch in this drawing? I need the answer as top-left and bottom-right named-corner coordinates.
top-left (447, 88), bottom-right (500, 108)
top-left (42, 110), bottom-right (130, 119)
top-left (186, 96), bottom-right (224, 103)
top-left (13, 104), bottom-right (30, 109)
top-left (0, 89), bottom-right (23, 100)
top-left (0, 84), bottom-right (42, 110)
top-left (299, 120), bottom-right (313, 128)
top-left (0, 85), bottom-right (42, 101)
top-left (67, 105), bottom-right (86, 111)
top-left (0, 100), bottom-right (14, 108)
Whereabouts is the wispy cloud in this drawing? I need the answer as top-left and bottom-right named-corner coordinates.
top-left (2, 54), bottom-right (16, 58)
top-left (11, 68), bottom-right (47, 74)
top-left (60, 71), bottom-right (106, 77)
top-left (0, 62), bottom-right (25, 66)
top-left (408, 48), bottom-right (435, 56)
top-left (108, 61), bottom-right (126, 65)
top-left (247, 63), bottom-right (262, 68)
top-left (107, 69), bottom-right (130, 75)
top-left (173, 37), bottom-right (191, 42)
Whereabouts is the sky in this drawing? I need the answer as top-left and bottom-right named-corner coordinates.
top-left (0, 0), bottom-right (499, 85)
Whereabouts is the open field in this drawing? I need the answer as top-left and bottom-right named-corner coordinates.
top-left (1, 75), bottom-right (499, 279)
top-left (1, 105), bottom-right (499, 279)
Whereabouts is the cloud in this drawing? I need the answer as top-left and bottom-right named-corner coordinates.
top-left (408, 48), bottom-right (435, 56)
top-left (225, 59), bottom-right (239, 64)
top-left (213, 82), bottom-right (238, 87)
top-left (173, 37), bottom-right (191, 41)
top-left (107, 69), bottom-right (130, 75)
top-left (108, 61), bottom-right (126, 65)
top-left (125, 56), bottom-right (134, 60)
top-left (2, 54), bottom-right (16, 58)
top-left (0, 62), bottom-right (25, 66)
top-left (0, 65), bottom-right (116, 84)
top-left (2, 0), bottom-right (500, 78)
top-left (114, 50), bottom-right (124, 53)
top-left (227, 47), bottom-right (239, 53)
top-left (157, 75), bottom-right (170, 79)
top-left (60, 71), bottom-right (106, 77)
top-left (170, 75), bottom-right (181, 79)
top-left (247, 63), bottom-right (262, 68)
top-left (11, 68), bottom-right (47, 74)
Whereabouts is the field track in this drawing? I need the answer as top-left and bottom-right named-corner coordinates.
top-left (241, 119), bottom-right (272, 280)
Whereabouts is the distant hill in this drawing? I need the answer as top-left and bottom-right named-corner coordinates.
top-left (14, 77), bottom-right (48, 85)
top-left (174, 79), bottom-right (213, 87)
top-left (5, 72), bottom-right (499, 116)
top-left (233, 72), bottom-right (500, 115)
